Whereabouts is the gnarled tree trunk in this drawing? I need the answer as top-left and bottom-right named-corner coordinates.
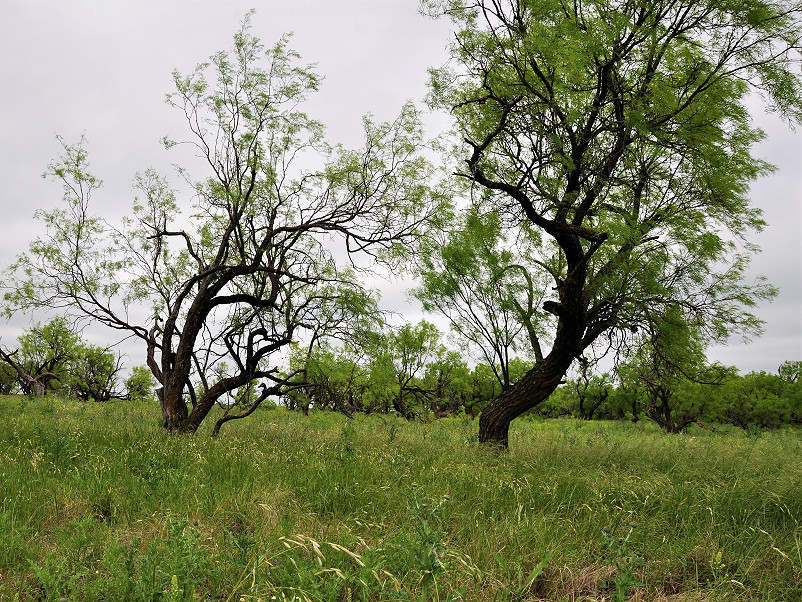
top-left (479, 277), bottom-right (588, 447)
top-left (478, 352), bottom-right (575, 447)
top-left (0, 347), bottom-right (60, 397)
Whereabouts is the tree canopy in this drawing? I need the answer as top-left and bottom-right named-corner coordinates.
top-left (423, 0), bottom-right (801, 445)
top-left (413, 206), bottom-right (548, 390)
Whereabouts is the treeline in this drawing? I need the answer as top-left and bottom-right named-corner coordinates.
top-left (0, 318), bottom-right (154, 402)
top-left (288, 343), bottom-right (802, 433)
top-left (3, 317), bottom-right (800, 435)
top-left (541, 361), bottom-right (802, 433)
top-left (283, 320), bottom-right (802, 433)
top-left (283, 322), bottom-right (534, 420)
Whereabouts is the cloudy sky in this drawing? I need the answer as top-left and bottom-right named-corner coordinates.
top-left (0, 1), bottom-right (799, 374)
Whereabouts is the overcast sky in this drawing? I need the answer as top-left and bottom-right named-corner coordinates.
top-left (0, 1), bottom-right (799, 374)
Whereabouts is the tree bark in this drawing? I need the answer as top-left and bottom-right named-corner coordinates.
top-left (161, 385), bottom-right (190, 432)
top-left (479, 297), bottom-right (584, 447)
top-left (478, 353), bottom-right (574, 447)
top-left (479, 235), bottom-right (590, 447)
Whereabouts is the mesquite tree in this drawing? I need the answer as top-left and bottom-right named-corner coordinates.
top-left (3, 16), bottom-right (445, 433)
top-left (424, 0), bottom-right (800, 446)
top-left (617, 307), bottom-right (731, 433)
top-left (0, 317), bottom-right (79, 396)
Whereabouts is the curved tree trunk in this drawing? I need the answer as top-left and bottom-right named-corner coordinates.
top-left (478, 353), bottom-right (574, 447)
top-left (393, 394), bottom-right (415, 421)
top-left (478, 260), bottom-right (589, 448)
top-left (158, 285), bottom-right (217, 433)
top-left (479, 330), bottom-right (583, 446)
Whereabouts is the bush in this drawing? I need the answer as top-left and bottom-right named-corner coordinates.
top-left (126, 365), bottom-right (157, 402)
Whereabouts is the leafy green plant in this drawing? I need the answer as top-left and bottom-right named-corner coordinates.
top-left (601, 523), bottom-right (644, 602)
top-left (382, 483), bottom-right (466, 601)
top-left (161, 517), bottom-right (212, 599)
top-left (29, 555), bottom-right (72, 600)
top-left (164, 574), bottom-right (184, 602)
top-left (491, 550), bottom-right (552, 602)
top-left (125, 365), bottom-right (157, 402)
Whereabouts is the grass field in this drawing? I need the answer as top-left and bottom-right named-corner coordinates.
top-left (0, 395), bottom-right (800, 601)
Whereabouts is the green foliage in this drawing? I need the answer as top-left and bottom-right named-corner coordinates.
top-left (617, 307), bottom-right (732, 433)
top-left (717, 369), bottom-right (800, 430)
top-left (13, 317), bottom-right (81, 394)
top-left (422, 350), bottom-right (471, 418)
top-left (0, 317), bottom-right (126, 400)
top-left (600, 523), bottom-right (644, 602)
top-left (289, 321), bottom-right (482, 420)
top-left (287, 322), bottom-right (542, 422)
top-left (778, 360), bottom-right (802, 384)
top-left (292, 333), bottom-right (802, 432)
top-left (419, 0), bottom-right (799, 443)
top-left (17, 316), bottom-right (80, 368)
top-left (382, 321), bottom-right (446, 419)
top-left (286, 343), bottom-right (371, 415)
top-left (66, 344), bottom-right (123, 401)
top-left (413, 206), bottom-right (548, 388)
top-left (125, 365), bottom-right (157, 402)
top-left (0, 361), bottom-right (16, 394)
top-left (569, 359), bottom-right (614, 420)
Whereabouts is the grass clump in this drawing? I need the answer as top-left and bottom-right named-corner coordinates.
top-left (0, 395), bottom-right (800, 600)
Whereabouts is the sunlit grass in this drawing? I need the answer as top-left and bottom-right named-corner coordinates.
top-left (0, 394), bottom-right (800, 600)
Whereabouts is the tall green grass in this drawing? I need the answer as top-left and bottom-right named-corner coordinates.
top-left (0, 395), bottom-right (800, 600)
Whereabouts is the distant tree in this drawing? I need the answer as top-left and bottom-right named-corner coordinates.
top-left (0, 317), bottom-right (80, 396)
top-left (126, 365), bottom-right (157, 402)
top-left (283, 323), bottom-right (477, 420)
top-left (718, 369), bottom-right (798, 430)
top-left (778, 361), bottom-right (802, 423)
top-left (464, 357), bottom-right (534, 417)
top-left (423, 0), bottom-right (799, 446)
top-left (0, 347), bottom-right (56, 397)
top-left (373, 321), bottom-right (445, 420)
top-left (464, 362), bottom-right (503, 417)
top-left (571, 357), bottom-right (612, 420)
top-left (610, 372), bottom-right (643, 423)
top-left (423, 349), bottom-right (471, 417)
top-left (66, 344), bottom-right (125, 402)
top-left (0, 318), bottom-right (130, 400)
top-left (778, 360), bottom-right (802, 384)
top-left (3, 15), bottom-right (444, 433)
top-left (285, 343), bottom-right (369, 417)
top-left (535, 382), bottom-right (574, 418)
top-left (619, 308), bottom-right (730, 433)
